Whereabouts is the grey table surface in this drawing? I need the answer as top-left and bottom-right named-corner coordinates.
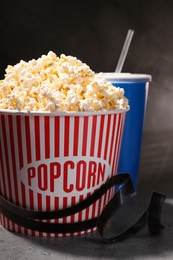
top-left (0, 131), bottom-right (173, 260)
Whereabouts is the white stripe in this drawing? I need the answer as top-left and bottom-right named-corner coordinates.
top-left (49, 116), bottom-right (54, 161)
top-left (59, 116), bottom-right (64, 157)
top-left (26, 117), bottom-right (38, 234)
top-left (100, 115), bottom-right (108, 159)
top-left (49, 115), bottom-right (57, 224)
top-left (100, 194), bottom-right (106, 217)
top-left (69, 116), bottom-right (74, 156)
top-left (4, 216), bottom-right (8, 230)
top-left (66, 196), bottom-right (71, 224)
top-left (93, 115), bottom-right (101, 157)
top-left (21, 116), bottom-right (31, 211)
top-left (20, 116), bottom-right (27, 167)
top-left (74, 195), bottom-right (80, 223)
top-left (0, 215), bottom-right (4, 227)
top-left (86, 116), bottom-right (92, 156)
top-left (29, 117), bottom-right (36, 166)
top-left (77, 117), bottom-right (84, 156)
top-left (13, 115), bottom-right (24, 234)
top-left (88, 198), bottom-right (93, 221)
top-left (94, 197), bottom-right (100, 218)
top-left (2, 216), bottom-right (5, 229)
top-left (40, 116), bottom-right (45, 160)
top-left (6, 116), bottom-right (17, 233)
top-left (13, 116), bottom-right (22, 206)
top-left (9, 220), bottom-right (13, 231)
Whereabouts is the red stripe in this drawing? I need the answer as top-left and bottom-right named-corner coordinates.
top-left (71, 196), bottom-right (76, 221)
top-left (46, 195), bottom-right (51, 237)
top-left (44, 117), bottom-right (50, 159)
top-left (63, 197), bottom-right (68, 236)
top-left (54, 197), bottom-right (59, 237)
top-left (9, 115), bottom-right (22, 234)
top-left (63, 197), bottom-right (68, 224)
top-left (97, 115), bottom-right (105, 158)
top-left (78, 195), bottom-right (83, 235)
top-left (21, 183), bottom-right (27, 208)
top-left (78, 195), bottom-right (83, 222)
top-left (84, 192), bottom-right (90, 234)
top-left (34, 117), bottom-right (41, 161)
top-left (10, 220), bottom-right (15, 232)
top-left (2, 216), bottom-right (6, 229)
top-left (16, 116), bottom-right (23, 170)
top-left (6, 217), bottom-right (10, 231)
top-left (8, 115), bottom-right (19, 205)
top-left (70, 196), bottom-right (76, 236)
top-left (97, 196), bottom-right (103, 217)
top-left (0, 134), bottom-right (7, 199)
top-left (2, 216), bottom-right (5, 229)
top-left (1, 115), bottom-right (12, 201)
top-left (73, 117), bottom-right (79, 156)
top-left (25, 117), bottom-right (32, 164)
top-left (64, 117), bottom-right (70, 156)
top-left (91, 190), bottom-right (97, 220)
top-left (85, 192), bottom-right (90, 221)
top-left (21, 183), bottom-right (28, 235)
top-left (108, 114), bottom-right (117, 165)
top-left (0, 215), bottom-right (2, 226)
top-left (82, 117), bottom-right (88, 156)
top-left (103, 115), bottom-right (111, 160)
top-left (8, 116), bottom-right (21, 234)
top-left (54, 117), bottom-right (60, 157)
top-left (29, 189), bottom-right (35, 236)
top-left (90, 116), bottom-right (97, 156)
top-left (5, 216), bottom-right (10, 232)
top-left (37, 193), bottom-right (43, 237)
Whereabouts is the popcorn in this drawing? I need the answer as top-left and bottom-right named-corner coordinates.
top-left (0, 51), bottom-right (129, 112)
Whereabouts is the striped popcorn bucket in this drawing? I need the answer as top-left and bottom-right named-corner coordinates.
top-left (0, 109), bottom-right (128, 237)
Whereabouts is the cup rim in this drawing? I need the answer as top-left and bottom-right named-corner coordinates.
top-left (0, 108), bottom-right (129, 116)
top-left (101, 73), bottom-right (152, 82)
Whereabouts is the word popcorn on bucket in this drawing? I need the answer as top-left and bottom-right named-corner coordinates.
top-left (26, 159), bottom-right (108, 194)
top-left (0, 52), bottom-right (130, 237)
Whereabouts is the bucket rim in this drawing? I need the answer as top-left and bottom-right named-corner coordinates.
top-left (0, 108), bottom-right (129, 116)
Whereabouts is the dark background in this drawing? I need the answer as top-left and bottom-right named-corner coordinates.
top-left (1, 0), bottom-right (173, 133)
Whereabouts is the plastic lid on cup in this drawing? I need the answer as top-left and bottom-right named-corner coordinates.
top-left (102, 73), bottom-right (152, 83)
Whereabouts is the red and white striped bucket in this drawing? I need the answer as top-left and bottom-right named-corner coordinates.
top-left (0, 109), bottom-right (128, 237)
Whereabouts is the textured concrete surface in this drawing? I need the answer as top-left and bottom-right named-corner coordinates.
top-left (0, 131), bottom-right (173, 260)
top-left (0, 222), bottom-right (173, 260)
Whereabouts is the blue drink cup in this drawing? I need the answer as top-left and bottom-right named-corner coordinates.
top-left (103, 73), bottom-right (151, 190)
